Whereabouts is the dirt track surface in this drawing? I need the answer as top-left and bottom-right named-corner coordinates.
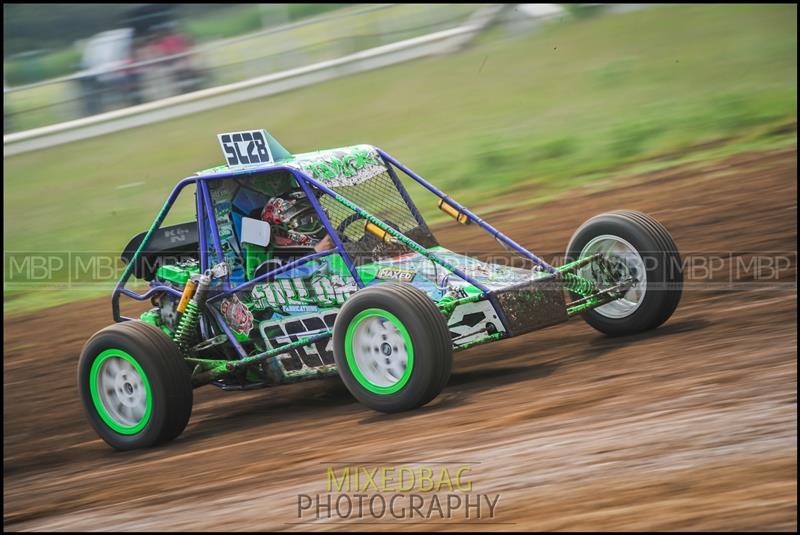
top-left (4, 147), bottom-right (797, 531)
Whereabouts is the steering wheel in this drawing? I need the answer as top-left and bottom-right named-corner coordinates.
top-left (336, 213), bottom-right (369, 243)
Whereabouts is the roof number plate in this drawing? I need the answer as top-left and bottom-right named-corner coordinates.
top-left (218, 130), bottom-right (274, 167)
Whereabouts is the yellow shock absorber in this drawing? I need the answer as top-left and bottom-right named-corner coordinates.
top-left (177, 279), bottom-right (198, 315)
top-left (173, 271), bottom-right (211, 355)
top-left (438, 199), bottom-right (470, 224)
top-left (364, 221), bottom-right (399, 243)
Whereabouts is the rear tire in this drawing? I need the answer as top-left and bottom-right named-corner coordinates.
top-left (333, 283), bottom-right (452, 413)
top-left (78, 321), bottom-right (193, 450)
top-left (565, 210), bottom-right (682, 336)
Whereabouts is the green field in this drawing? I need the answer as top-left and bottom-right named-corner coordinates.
top-left (3, 4), bottom-right (797, 315)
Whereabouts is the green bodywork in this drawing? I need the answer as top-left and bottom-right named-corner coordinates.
top-left (155, 262), bottom-right (200, 286)
top-left (291, 146), bottom-right (383, 183)
top-left (140, 309), bottom-right (172, 336)
top-left (123, 142), bottom-right (617, 390)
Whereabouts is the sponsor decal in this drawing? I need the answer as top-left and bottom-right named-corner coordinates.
top-left (260, 311), bottom-right (338, 373)
top-left (220, 295), bottom-right (254, 336)
top-left (250, 273), bottom-right (357, 311)
top-left (375, 267), bottom-right (416, 282)
top-left (283, 304), bottom-right (320, 314)
top-left (208, 183), bottom-right (246, 283)
top-left (447, 300), bottom-right (506, 346)
top-left (290, 145), bottom-right (386, 187)
top-left (162, 227), bottom-right (191, 244)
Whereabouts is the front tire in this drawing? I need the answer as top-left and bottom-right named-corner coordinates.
top-left (333, 283), bottom-right (452, 413)
top-left (565, 210), bottom-right (683, 336)
top-left (78, 321), bottom-right (193, 450)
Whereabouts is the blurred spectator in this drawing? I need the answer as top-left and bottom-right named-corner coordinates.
top-left (78, 28), bottom-right (140, 115)
top-left (153, 23), bottom-right (204, 96)
top-left (76, 7), bottom-right (205, 116)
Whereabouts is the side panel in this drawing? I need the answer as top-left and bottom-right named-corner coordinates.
top-left (259, 310), bottom-right (339, 383)
top-left (446, 299), bottom-right (507, 348)
top-left (493, 275), bottom-right (569, 335)
top-left (209, 255), bottom-right (358, 382)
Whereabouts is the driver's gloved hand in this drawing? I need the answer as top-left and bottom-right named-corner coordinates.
top-left (314, 234), bottom-right (335, 253)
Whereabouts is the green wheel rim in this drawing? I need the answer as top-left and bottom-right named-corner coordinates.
top-left (344, 308), bottom-right (414, 395)
top-left (89, 348), bottom-right (152, 435)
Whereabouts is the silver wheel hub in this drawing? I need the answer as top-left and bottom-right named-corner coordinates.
top-left (353, 317), bottom-right (409, 387)
top-left (98, 357), bottom-right (147, 426)
top-left (579, 234), bottom-right (647, 319)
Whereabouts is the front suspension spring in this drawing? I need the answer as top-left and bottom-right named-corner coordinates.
top-left (562, 272), bottom-right (596, 297)
top-left (174, 300), bottom-right (200, 355)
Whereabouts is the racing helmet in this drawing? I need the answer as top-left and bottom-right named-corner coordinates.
top-left (260, 191), bottom-right (326, 247)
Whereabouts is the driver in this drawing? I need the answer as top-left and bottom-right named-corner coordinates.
top-left (259, 190), bottom-right (334, 253)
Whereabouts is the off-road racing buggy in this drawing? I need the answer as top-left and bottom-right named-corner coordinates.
top-left (79, 129), bottom-right (683, 450)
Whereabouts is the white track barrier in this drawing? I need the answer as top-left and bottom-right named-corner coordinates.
top-left (3, 5), bottom-right (508, 157)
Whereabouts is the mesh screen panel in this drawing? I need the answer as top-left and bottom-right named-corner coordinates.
top-left (316, 168), bottom-right (438, 265)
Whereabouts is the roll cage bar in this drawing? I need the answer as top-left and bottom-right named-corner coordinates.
top-left (112, 148), bottom-right (558, 360)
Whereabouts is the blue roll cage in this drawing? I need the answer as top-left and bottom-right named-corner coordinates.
top-left (112, 148), bottom-right (557, 360)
